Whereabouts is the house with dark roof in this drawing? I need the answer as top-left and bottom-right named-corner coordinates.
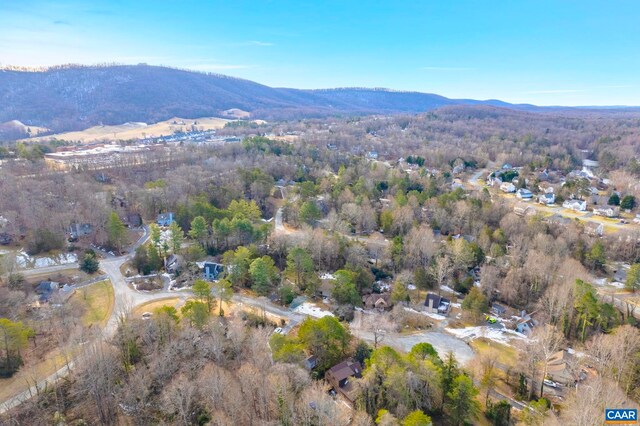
top-left (202, 262), bottom-right (223, 280)
top-left (423, 293), bottom-right (451, 315)
top-left (304, 355), bottom-right (318, 370)
top-left (0, 233), bottom-right (12, 245)
top-left (125, 212), bottom-right (143, 228)
top-left (157, 212), bottom-right (174, 226)
top-left (35, 281), bottom-right (59, 303)
top-left (491, 303), bottom-right (507, 317)
top-left (34, 281), bottom-right (74, 305)
top-left (516, 188), bottom-right (533, 200)
top-left (325, 360), bottom-right (362, 405)
top-left (69, 223), bottom-right (93, 239)
top-left (166, 254), bottom-right (183, 274)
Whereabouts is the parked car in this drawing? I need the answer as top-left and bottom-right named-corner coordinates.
top-left (485, 315), bottom-right (498, 324)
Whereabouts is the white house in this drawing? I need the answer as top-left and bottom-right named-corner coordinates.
top-left (538, 193), bottom-right (555, 205)
top-left (563, 199), bottom-right (587, 212)
top-left (500, 182), bottom-right (516, 193)
top-left (516, 188), bottom-right (533, 200)
top-left (584, 222), bottom-right (604, 237)
top-left (593, 207), bottom-right (619, 218)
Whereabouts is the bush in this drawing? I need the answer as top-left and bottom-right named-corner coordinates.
top-left (8, 273), bottom-right (25, 290)
top-left (0, 354), bottom-right (23, 378)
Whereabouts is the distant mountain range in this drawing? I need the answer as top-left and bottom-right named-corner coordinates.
top-left (0, 64), bottom-right (636, 139)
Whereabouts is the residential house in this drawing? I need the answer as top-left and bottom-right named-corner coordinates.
top-left (514, 203), bottom-right (534, 217)
top-left (487, 174), bottom-right (503, 187)
top-left (538, 182), bottom-right (555, 194)
top-left (35, 281), bottom-right (74, 304)
top-left (584, 222), bottom-right (604, 237)
top-left (165, 254), bottom-right (183, 274)
top-left (563, 199), bottom-right (587, 212)
top-left (202, 262), bottom-right (223, 280)
top-left (156, 212), bottom-right (174, 226)
top-left (593, 206), bottom-right (619, 218)
top-left (125, 212), bottom-right (143, 228)
top-left (546, 349), bottom-right (586, 385)
top-left (423, 293), bottom-right (451, 315)
top-left (325, 360), bottom-right (363, 405)
top-left (516, 311), bottom-right (539, 336)
top-left (538, 169), bottom-right (550, 181)
top-left (452, 164), bottom-right (465, 174)
top-left (0, 232), bottom-right (12, 245)
top-left (544, 214), bottom-right (572, 227)
top-left (491, 303), bottom-right (507, 317)
top-left (304, 355), bottom-right (318, 370)
top-left (516, 188), bottom-right (533, 200)
top-left (538, 193), bottom-right (555, 205)
top-left (500, 182), bottom-right (516, 193)
top-left (69, 223), bottom-right (93, 239)
top-left (51, 284), bottom-right (75, 305)
top-left (36, 281), bottom-right (59, 303)
top-left (362, 293), bottom-right (392, 311)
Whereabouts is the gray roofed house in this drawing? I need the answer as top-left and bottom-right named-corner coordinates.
top-left (157, 212), bottom-right (174, 226)
top-left (424, 293), bottom-right (451, 315)
top-left (69, 223), bottom-right (93, 239)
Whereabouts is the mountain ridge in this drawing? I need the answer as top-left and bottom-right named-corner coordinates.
top-left (0, 64), bottom-right (638, 139)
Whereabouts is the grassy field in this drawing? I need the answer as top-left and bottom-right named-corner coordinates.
top-left (25, 116), bottom-right (231, 143)
top-left (71, 280), bottom-right (115, 327)
top-left (131, 297), bottom-right (234, 319)
top-left (470, 337), bottom-right (518, 366)
top-left (131, 297), bottom-right (185, 318)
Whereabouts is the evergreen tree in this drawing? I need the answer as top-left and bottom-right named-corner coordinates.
top-left (446, 375), bottom-right (480, 426)
top-left (608, 192), bottom-right (620, 206)
top-left (168, 221), bottom-right (184, 254)
top-left (79, 249), bottom-right (100, 274)
top-left (106, 211), bottom-right (126, 251)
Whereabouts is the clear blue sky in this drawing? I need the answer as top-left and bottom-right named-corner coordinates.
top-left (1, 0), bottom-right (639, 106)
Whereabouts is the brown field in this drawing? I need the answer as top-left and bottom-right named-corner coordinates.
top-left (24, 116), bottom-right (231, 143)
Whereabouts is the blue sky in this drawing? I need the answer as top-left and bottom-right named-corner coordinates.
top-left (1, 0), bottom-right (639, 105)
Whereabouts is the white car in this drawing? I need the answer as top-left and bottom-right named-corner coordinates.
top-left (273, 327), bottom-right (284, 335)
top-left (543, 379), bottom-right (559, 388)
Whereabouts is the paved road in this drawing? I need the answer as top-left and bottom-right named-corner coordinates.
top-left (0, 227), bottom-right (151, 414)
top-left (20, 262), bottom-right (80, 277)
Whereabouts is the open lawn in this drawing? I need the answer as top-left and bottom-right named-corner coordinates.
top-left (470, 337), bottom-right (518, 366)
top-left (70, 280), bottom-right (114, 327)
top-left (131, 297), bottom-right (185, 318)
